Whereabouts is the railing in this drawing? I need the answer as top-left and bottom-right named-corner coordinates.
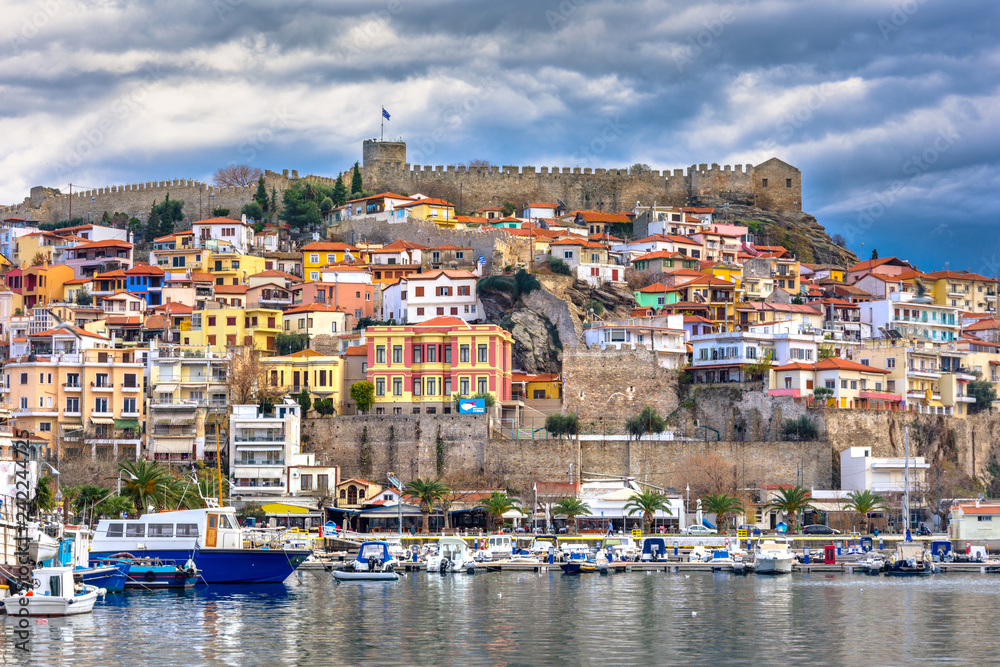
top-left (236, 459), bottom-right (286, 466)
top-left (234, 435), bottom-right (286, 443)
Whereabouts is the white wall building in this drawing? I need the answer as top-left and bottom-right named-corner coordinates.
top-left (690, 331), bottom-right (824, 383)
top-left (859, 292), bottom-right (962, 343)
top-left (229, 399), bottom-right (302, 498)
top-left (840, 446), bottom-right (929, 493)
top-left (381, 270), bottom-right (481, 324)
top-left (192, 217), bottom-right (254, 254)
top-left (584, 314), bottom-right (687, 368)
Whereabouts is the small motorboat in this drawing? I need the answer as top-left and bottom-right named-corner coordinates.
top-left (861, 553), bottom-right (885, 575)
top-left (3, 567), bottom-right (105, 617)
top-left (28, 528), bottom-right (59, 564)
top-left (560, 561), bottom-right (598, 574)
top-left (108, 553), bottom-right (200, 589)
top-left (754, 539), bottom-right (794, 575)
top-left (688, 545), bottom-right (711, 562)
top-left (884, 542), bottom-right (935, 577)
top-left (426, 537), bottom-right (474, 573)
top-left (333, 541), bottom-right (399, 581)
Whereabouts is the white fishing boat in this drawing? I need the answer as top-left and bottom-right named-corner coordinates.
top-left (28, 527), bottom-right (59, 564)
top-left (688, 545), bottom-right (711, 562)
top-left (599, 536), bottom-right (639, 561)
top-left (754, 538), bottom-right (794, 574)
top-left (3, 567), bottom-right (105, 617)
top-left (333, 541), bottom-right (399, 581)
top-left (426, 537), bottom-right (474, 573)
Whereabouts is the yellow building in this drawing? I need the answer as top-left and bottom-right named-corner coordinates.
top-left (14, 231), bottom-right (61, 268)
top-left (396, 198), bottom-right (458, 228)
top-left (366, 316), bottom-right (514, 414)
top-left (150, 232), bottom-right (214, 273)
top-left (282, 304), bottom-right (351, 340)
top-left (926, 271), bottom-right (998, 314)
top-left (700, 262), bottom-right (742, 290)
top-left (190, 307), bottom-right (282, 354)
top-left (301, 242), bottom-right (360, 282)
top-left (263, 349), bottom-right (344, 413)
top-left (2, 326), bottom-right (144, 458)
top-left (209, 253), bottom-right (267, 287)
top-left (511, 372), bottom-right (562, 400)
top-left (21, 263), bottom-right (75, 308)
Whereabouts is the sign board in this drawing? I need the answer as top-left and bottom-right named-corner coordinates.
top-left (631, 528), bottom-right (642, 540)
top-left (459, 398), bottom-right (486, 414)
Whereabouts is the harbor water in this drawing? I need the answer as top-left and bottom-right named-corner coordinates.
top-left (2, 570), bottom-right (998, 665)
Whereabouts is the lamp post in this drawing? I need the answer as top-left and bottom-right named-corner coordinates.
top-left (117, 470), bottom-right (137, 496)
top-left (41, 462), bottom-right (60, 522)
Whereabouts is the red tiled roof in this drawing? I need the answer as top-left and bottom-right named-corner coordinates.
top-left (427, 244), bottom-right (472, 251)
top-left (93, 270), bottom-right (127, 279)
top-left (847, 256), bottom-right (911, 272)
top-left (413, 316), bottom-right (469, 328)
top-left (574, 210), bottom-right (631, 224)
top-left (28, 325), bottom-right (108, 340)
top-left (301, 242), bottom-right (359, 252)
top-left (343, 346), bottom-right (368, 357)
top-left (396, 198), bottom-right (455, 209)
top-left (511, 372), bottom-right (560, 383)
top-left (815, 358), bottom-right (891, 374)
top-left (405, 270), bottom-right (477, 281)
top-left (956, 503), bottom-right (1000, 515)
top-left (378, 239), bottom-right (428, 251)
top-left (191, 272), bottom-right (214, 282)
top-left (71, 239), bottom-right (132, 250)
top-left (283, 303), bottom-right (346, 314)
top-left (250, 270), bottom-right (301, 281)
top-left (635, 282), bottom-right (677, 294)
top-left (213, 285), bottom-right (248, 294)
top-left (125, 263), bottom-right (165, 276)
top-left (925, 270), bottom-right (997, 282)
top-left (193, 216), bottom-right (248, 226)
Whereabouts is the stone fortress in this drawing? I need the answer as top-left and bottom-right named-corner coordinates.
top-left (1, 140), bottom-right (802, 225)
top-left (362, 139), bottom-right (803, 214)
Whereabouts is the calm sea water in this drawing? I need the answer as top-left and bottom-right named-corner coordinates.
top-left (2, 570), bottom-right (999, 666)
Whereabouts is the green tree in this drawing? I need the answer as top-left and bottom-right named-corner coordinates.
top-left (500, 201), bottom-right (516, 217)
top-left (817, 343), bottom-right (836, 360)
top-left (479, 491), bottom-right (521, 531)
top-left (968, 371), bottom-right (996, 414)
top-left (545, 413), bottom-right (580, 439)
top-left (31, 474), bottom-right (56, 517)
top-left (813, 386), bottom-right (834, 404)
top-left (212, 207), bottom-right (230, 217)
top-left (118, 459), bottom-right (175, 514)
top-left (75, 287), bottom-right (93, 306)
top-left (270, 186), bottom-right (279, 219)
top-left (402, 478), bottom-right (451, 533)
top-left (275, 332), bottom-right (308, 355)
top-left (871, 249), bottom-right (878, 260)
top-left (743, 348), bottom-right (775, 381)
top-left (73, 484), bottom-right (110, 520)
top-left (236, 501), bottom-right (268, 526)
top-left (350, 162), bottom-right (363, 195)
top-left (627, 406), bottom-right (666, 440)
top-left (629, 163), bottom-right (652, 175)
top-left (314, 398), bottom-right (335, 417)
top-left (332, 175), bottom-right (348, 206)
top-left (319, 196), bottom-right (334, 213)
top-left (241, 201), bottom-right (264, 222)
top-left (623, 488), bottom-right (673, 533)
top-left (782, 415), bottom-right (818, 440)
top-left (552, 497), bottom-right (591, 534)
top-left (701, 493), bottom-right (743, 533)
top-left (350, 381), bottom-right (375, 414)
top-left (254, 176), bottom-right (269, 214)
top-left (281, 186), bottom-right (322, 231)
top-left (843, 489), bottom-right (887, 533)
top-left (764, 486), bottom-right (813, 532)
top-left (548, 256), bottom-right (572, 276)
top-left (296, 389), bottom-right (312, 415)
top-left (96, 495), bottom-right (134, 519)
top-left (148, 194), bottom-right (185, 240)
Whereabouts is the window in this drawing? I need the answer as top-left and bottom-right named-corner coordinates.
top-left (123, 397), bottom-right (137, 413)
top-left (208, 335), bottom-right (217, 345)
top-left (19, 373), bottom-right (26, 385)
top-left (761, 178), bottom-right (768, 187)
top-left (825, 380), bottom-right (835, 389)
top-left (564, 251), bottom-right (573, 259)
top-left (392, 345), bottom-right (403, 364)
top-left (887, 357), bottom-right (896, 369)
top-left (417, 307), bottom-right (424, 317)
top-left (850, 380), bottom-right (858, 390)
top-left (478, 377), bottom-right (488, 394)
top-left (94, 397), bottom-right (108, 413)
top-left (460, 378), bottom-right (469, 395)
top-left (301, 474), bottom-right (313, 491)
top-left (460, 345), bottom-right (469, 363)
top-left (318, 474), bottom-right (329, 490)
top-left (125, 523), bottom-right (145, 538)
top-left (427, 378), bottom-right (436, 395)
top-left (415, 286), bottom-right (424, 297)
top-left (39, 422), bottom-right (51, 432)
top-left (437, 307), bottom-right (444, 315)
top-left (66, 397), bottom-right (79, 412)
top-left (66, 373), bottom-right (80, 388)
top-left (444, 345), bottom-right (452, 364)
top-left (841, 379), bottom-right (848, 389)
top-left (175, 523), bottom-right (199, 537)
top-left (786, 178), bottom-right (792, 187)
top-left (393, 378), bottom-right (403, 395)
top-left (444, 377), bottom-right (451, 395)
top-left (124, 373), bottom-right (137, 388)
top-left (148, 524), bottom-right (173, 538)
top-left (427, 345), bottom-right (437, 363)
top-left (455, 251), bottom-right (464, 260)
top-left (376, 378), bottom-right (385, 396)
top-left (413, 379), bottom-right (421, 396)
top-left (106, 523), bottom-right (123, 537)
top-left (376, 346), bottom-right (386, 364)
top-left (326, 254), bottom-right (335, 264)
top-left (478, 344), bottom-right (488, 362)
top-left (310, 254), bottom-right (319, 263)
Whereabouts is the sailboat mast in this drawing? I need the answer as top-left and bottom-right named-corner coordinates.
top-left (904, 425), bottom-right (910, 533)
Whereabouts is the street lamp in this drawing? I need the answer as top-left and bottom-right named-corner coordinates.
top-left (41, 462), bottom-right (60, 522)
top-left (117, 470), bottom-right (138, 496)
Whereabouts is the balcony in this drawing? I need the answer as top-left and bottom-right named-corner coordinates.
top-left (234, 435), bottom-right (286, 443)
top-left (768, 388), bottom-right (801, 397)
top-left (122, 384), bottom-right (141, 392)
top-left (906, 391), bottom-right (941, 401)
top-left (90, 382), bottom-right (114, 392)
top-left (236, 459), bottom-right (286, 466)
top-left (64, 411), bottom-right (82, 418)
top-left (859, 391), bottom-right (903, 402)
top-left (63, 383), bottom-right (82, 392)
top-left (121, 411), bottom-right (141, 418)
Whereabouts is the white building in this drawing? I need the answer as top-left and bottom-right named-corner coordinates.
top-left (690, 331), bottom-right (824, 382)
top-left (950, 501), bottom-right (1000, 540)
top-left (521, 203), bottom-right (561, 220)
top-left (574, 480), bottom-right (685, 532)
top-left (381, 270), bottom-right (481, 324)
top-left (229, 399), bottom-right (302, 498)
top-left (584, 314), bottom-right (687, 368)
top-left (840, 446), bottom-right (929, 493)
top-left (859, 292), bottom-right (961, 343)
top-left (192, 216), bottom-right (255, 254)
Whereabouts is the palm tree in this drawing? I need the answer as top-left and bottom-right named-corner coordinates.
top-left (843, 489), bottom-right (888, 533)
top-left (59, 484), bottom-right (81, 523)
top-left (118, 459), bottom-right (175, 515)
top-left (479, 492), bottom-right (521, 531)
top-left (31, 474), bottom-right (56, 518)
top-left (623, 488), bottom-right (673, 534)
top-left (97, 495), bottom-right (135, 519)
top-left (402, 478), bottom-right (451, 533)
top-left (764, 485), bottom-right (813, 532)
top-left (74, 485), bottom-right (111, 523)
top-left (701, 493), bottom-right (743, 534)
top-left (552, 497), bottom-right (591, 534)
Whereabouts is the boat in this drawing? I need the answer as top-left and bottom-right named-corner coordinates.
top-left (599, 536), bottom-right (639, 562)
top-left (640, 537), bottom-right (670, 562)
top-left (708, 549), bottom-right (747, 570)
top-left (333, 541), bottom-right (399, 581)
top-left (103, 553), bottom-right (200, 589)
top-left (558, 543), bottom-right (593, 563)
top-left (2, 567), bottom-right (105, 617)
top-left (861, 553), bottom-right (885, 575)
top-left (39, 526), bottom-right (130, 593)
top-left (425, 537), bottom-right (474, 573)
top-left (754, 538), bottom-right (794, 574)
top-left (473, 534), bottom-right (514, 562)
top-left (89, 507), bottom-right (310, 584)
top-left (688, 545), bottom-right (711, 562)
top-left (560, 561), bottom-right (598, 574)
top-left (28, 527), bottom-right (59, 564)
top-left (884, 542), bottom-right (935, 577)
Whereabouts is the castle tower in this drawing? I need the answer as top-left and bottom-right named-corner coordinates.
top-left (362, 139), bottom-right (407, 191)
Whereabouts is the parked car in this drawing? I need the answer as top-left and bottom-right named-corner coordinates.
top-left (803, 524), bottom-right (841, 535)
top-left (682, 525), bottom-right (714, 535)
top-left (737, 524), bottom-right (764, 536)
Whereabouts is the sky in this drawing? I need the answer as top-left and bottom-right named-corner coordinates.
top-left (2, 0), bottom-right (998, 271)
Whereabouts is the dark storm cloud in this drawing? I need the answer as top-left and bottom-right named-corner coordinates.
top-left (1, 0), bottom-right (997, 268)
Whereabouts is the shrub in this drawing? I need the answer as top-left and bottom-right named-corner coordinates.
top-left (782, 415), bottom-right (818, 440)
top-left (546, 413), bottom-right (580, 438)
top-left (548, 257), bottom-right (572, 276)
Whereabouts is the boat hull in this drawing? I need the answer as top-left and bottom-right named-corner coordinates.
top-left (755, 557), bottom-right (794, 574)
top-left (78, 563), bottom-right (129, 593)
top-left (333, 570), bottom-right (399, 581)
top-left (560, 562), bottom-right (597, 574)
top-left (883, 568), bottom-right (933, 577)
top-left (2, 589), bottom-right (99, 616)
top-left (89, 548), bottom-right (310, 584)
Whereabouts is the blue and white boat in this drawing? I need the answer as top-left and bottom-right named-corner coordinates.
top-left (39, 527), bottom-right (130, 593)
top-left (90, 507), bottom-right (310, 584)
top-left (333, 541), bottom-right (399, 581)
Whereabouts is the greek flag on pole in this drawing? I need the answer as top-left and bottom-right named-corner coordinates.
top-left (382, 107), bottom-right (391, 120)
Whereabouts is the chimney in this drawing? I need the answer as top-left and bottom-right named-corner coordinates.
top-left (976, 499), bottom-right (980, 508)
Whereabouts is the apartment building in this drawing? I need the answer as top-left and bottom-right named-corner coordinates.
top-left (229, 400), bottom-right (301, 497)
top-left (192, 216), bottom-right (255, 254)
top-left (381, 270), bottom-right (481, 324)
top-left (859, 292), bottom-right (961, 343)
top-left (189, 307), bottom-right (282, 354)
top-left (263, 349), bottom-right (344, 412)
top-left (64, 239), bottom-right (134, 278)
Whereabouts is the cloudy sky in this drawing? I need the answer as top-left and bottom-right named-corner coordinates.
top-left (2, 0), bottom-right (997, 270)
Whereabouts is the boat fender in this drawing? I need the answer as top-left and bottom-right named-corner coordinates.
top-left (186, 568), bottom-right (197, 577)
top-left (144, 570), bottom-right (156, 582)
top-left (174, 572), bottom-right (187, 584)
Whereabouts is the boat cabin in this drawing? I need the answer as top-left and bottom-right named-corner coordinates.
top-left (29, 567), bottom-right (77, 598)
top-left (437, 537), bottom-right (469, 561)
top-left (92, 508), bottom-right (243, 553)
top-left (641, 537), bottom-right (669, 561)
top-left (356, 541), bottom-right (393, 565)
top-left (486, 535), bottom-right (513, 555)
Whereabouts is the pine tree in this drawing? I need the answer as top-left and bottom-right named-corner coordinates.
top-left (333, 175), bottom-right (348, 207)
top-left (270, 186), bottom-right (279, 221)
top-left (254, 176), bottom-right (269, 214)
top-left (350, 162), bottom-right (363, 195)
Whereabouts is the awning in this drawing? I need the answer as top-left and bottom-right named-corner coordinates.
top-left (928, 399), bottom-right (945, 408)
top-left (90, 417), bottom-right (114, 425)
top-left (261, 502), bottom-right (310, 515)
top-left (154, 384), bottom-right (178, 393)
top-left (114, 418), bottom-right (140, 429)
top-left (502, 509), bottom-right (528, 519)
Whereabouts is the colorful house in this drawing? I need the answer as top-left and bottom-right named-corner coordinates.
top-left (301, 242), bottom-right (360, 281)
top-left (395, 198), bottom-right (458, 228)
top-left (124, 263), bottom-right (165, 306)
top-left (365, 317), bottom-right (513, 414)
top-left (633, 282), bottom-right (681, 309)
top-left (190, 307), bottom-right (282, 354)
top-left (21, 263), bottom-right (75, 308)
top-left (631, 250), bottom-right (698, 272)
top-left (263, 348), bottom-right (344, 413)
top-left (209, 252), bottom-right (267, 287)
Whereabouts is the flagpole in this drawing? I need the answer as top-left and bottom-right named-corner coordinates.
top-left (381, 106), bottom-right (384, 142)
